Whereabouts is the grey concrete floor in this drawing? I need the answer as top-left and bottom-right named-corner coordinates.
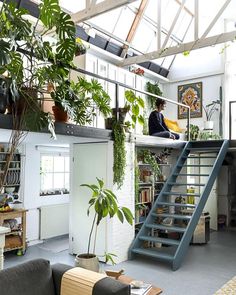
top-left (4, 230), bottom-right (236, 295)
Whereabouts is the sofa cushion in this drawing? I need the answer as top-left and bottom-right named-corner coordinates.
top-left (0, 259), bottom-right (55, 295)
top-left (93, 277), bottom-right (130, 295)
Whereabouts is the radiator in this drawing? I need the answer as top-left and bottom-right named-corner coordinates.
top-left (39, 203), bottom-right (69, 240)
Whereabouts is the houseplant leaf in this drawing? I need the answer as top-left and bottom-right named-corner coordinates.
top-left (39, 0), bottom-right (60, 29)
top-left (56, 38), bottom-right (76, 62)
top-left (56, 11), bottom-right (76, 40)
top-left (0, 40), bottom-right (10, 66)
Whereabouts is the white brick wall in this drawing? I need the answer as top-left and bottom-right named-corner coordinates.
top-left (108, 142), bottom-right (135, 263)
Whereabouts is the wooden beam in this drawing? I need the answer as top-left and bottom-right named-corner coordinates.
top-left (71, 0), bottom-right (138, 23)
top-left (161, 0), bottom-right (187, 49)
top-left (121, 0), bottom-right (149, 57)
top-left (201, 0), bottom-right (231, 39)
top-left (119, 30), bottom-right (236, 66)
top-left (175, 0), bottom-right (194, 16)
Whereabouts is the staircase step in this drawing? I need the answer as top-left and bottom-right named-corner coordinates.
top-left (174, 173), bottom-right (209, 177)
top-left (169, 182), bottom-right (205, 187)
top-left (162, 192), bottom-right (201, 197)
top-left (187, 147), bottom-right (219, 151)
top-left (132, 248), bottom-right (174, 261)
top-left (146, 223), bottom-right (186, 233)
top-left (187, 156), bottom-right (216, 159)
top-left (139, 235), bottom-right (180, 246)
top-left (152, 212), bottom-right (192, 220)
top-left (182, 165), bottom-right (213, 167)
top-left (157, 201), bottom-right (195, 208)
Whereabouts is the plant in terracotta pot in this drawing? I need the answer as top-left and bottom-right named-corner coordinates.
top-left (75, 177), bottom-right (133, 272)
top-left (51, 77), bottom-right (111, 124)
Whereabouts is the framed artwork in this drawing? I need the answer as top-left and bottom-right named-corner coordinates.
top-left (178, 82), bottom-right (202, 119)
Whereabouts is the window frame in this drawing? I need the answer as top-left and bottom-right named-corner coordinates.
top-left (40, 152), bottom-right (70, 197)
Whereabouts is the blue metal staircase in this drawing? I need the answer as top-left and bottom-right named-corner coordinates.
top-left (130, 140), bottom-right (229, 270)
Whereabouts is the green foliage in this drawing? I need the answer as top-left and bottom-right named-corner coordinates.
top-left (146, 81), bottom-right (163, 109)
top-left (113, 121), bottom-right (126, 189)
top-left (134, 160), bottom-right (140, 202)
top-left (186, 124), bottom-right (200, 141)
top-left (81, 178), bottom-right (134, 255)
top-left (102, 252), bottom-right (117, 265)
top-left (0, 0), bottom-right (105, 136)
top-left (142, 150), bottom-right (161, 179)
top-left (199, 131), bottom-right (221, 140)
top-left (51, 77), bottom-right (111, 125)
top-left (123, 90), bottom-right (145, 129)
top-left (203, 100), bottom-right (221, 121)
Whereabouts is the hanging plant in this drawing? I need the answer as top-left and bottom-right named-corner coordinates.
top-left (113, 121), bottom-right (126, 189)
top-left (146, 81), bottom-right (163, 109)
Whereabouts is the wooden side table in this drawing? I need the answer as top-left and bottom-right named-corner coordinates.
top-left (0, 226), bottom-right (10, 270)
top-left (118, 275), bottom-right (162, 295)
top-left (0, 209), bottom-right (27, 254)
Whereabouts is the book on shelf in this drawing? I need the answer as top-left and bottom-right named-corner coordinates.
top-left (131, 283), bottom-right (152, 295)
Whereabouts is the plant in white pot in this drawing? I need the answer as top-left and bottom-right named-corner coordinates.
top-left (75, 178), bottom-right (133, 272)
top-left (203, 100), bottom-right (221, 130)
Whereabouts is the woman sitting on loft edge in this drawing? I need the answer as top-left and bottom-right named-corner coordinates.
top-left (148, 98), bottom-right (180, 140)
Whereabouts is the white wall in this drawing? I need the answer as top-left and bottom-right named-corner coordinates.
top-left (23, 144), bottom-right (69, 243)
top-left (162, 45), bottom-right (224, 134)
top-left (70, 141), bottom-right (135, 264)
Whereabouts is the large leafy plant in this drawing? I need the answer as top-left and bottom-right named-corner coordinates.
top-left (81, 178), bottom-right (133, 257)
top-left (146, 81), bottom-right (163, 109)
top-left (0, 0), bottom-right (77, 131)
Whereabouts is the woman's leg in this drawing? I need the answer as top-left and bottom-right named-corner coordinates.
top-left (171, 132), bottom-right (180, 140)
top-left (152, 131), bottom-right (171, 138)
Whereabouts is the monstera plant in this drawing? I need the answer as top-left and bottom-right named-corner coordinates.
top-left (0, 0), bottom-right (111, 193)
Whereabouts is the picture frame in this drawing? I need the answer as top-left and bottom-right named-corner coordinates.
top-left (178, 82), bottom-right (202, 119)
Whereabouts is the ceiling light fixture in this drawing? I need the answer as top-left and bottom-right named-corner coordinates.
top-left (85, 27), bottom-right (96, 38)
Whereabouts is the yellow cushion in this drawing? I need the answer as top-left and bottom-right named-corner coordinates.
top-left (164, 118), bottom-right (183, 133)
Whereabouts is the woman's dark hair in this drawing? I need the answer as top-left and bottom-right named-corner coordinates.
top-left (155, 98), bottom-right (166, 108)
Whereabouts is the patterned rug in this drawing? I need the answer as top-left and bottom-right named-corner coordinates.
top-left (214, 276), bottom-right (236, 294)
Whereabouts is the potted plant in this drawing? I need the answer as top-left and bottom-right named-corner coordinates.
top-left (146, 81), bottom-right (163, 110)
top-left (51, 77), bottom-right (111, 124)
top-left (186, 124), bottom-right (200, 141)
top-left (203, 100), bottom-right (221, 130)
top-left (75, 178), bottom-right (133, 272)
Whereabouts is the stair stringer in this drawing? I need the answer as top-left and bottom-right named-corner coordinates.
top-left (128, 141), bottom-right (190, 259)
top-left (172, 140), bottom-right (229, 270)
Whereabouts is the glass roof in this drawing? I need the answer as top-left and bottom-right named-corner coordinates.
top-left (32, 0), bottom-right (236, 71)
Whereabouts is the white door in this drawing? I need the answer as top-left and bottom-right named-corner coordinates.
top-left (69, 142), bottom-right (112, 257)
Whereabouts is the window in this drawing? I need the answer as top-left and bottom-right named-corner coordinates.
top-left (40, 153), bottom-right (70, 196)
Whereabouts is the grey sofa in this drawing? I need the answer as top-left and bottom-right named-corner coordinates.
top-left (0, 259), bottom-right (130, 295)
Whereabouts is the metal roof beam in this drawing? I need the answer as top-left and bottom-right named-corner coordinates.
top-left (161, 0), bottom-right (187, 49)
top-left (71, 0), bottom-right (138, 24)
top-left (194, 0), bottom-right (199, 40)
top-left (119, 30), bottom-right (236, 66)
top-left (201, 0), bottom-right (232, 39)
top-left (157, 0), bottom-right (161, 50)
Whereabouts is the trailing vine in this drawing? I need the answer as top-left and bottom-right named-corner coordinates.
top-left (113, 121), bottom-right (126, 189)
